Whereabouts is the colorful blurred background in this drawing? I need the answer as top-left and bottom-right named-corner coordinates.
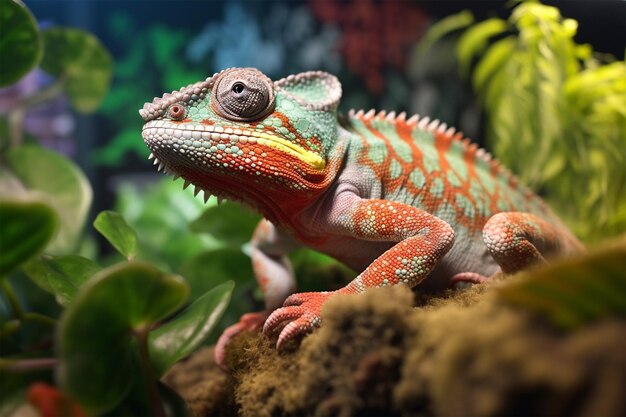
top-left (1, 1), bottom-right (625, 414)
top-left (12, 0), bottom-right (625, 226)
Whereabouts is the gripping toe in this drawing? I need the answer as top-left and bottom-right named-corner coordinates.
top-left (215, 311), bottom-right (267, 369)
top-left (263, 291), bottom-right (333, 350)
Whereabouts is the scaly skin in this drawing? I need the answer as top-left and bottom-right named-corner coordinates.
top-left (139, 68), bottom-right (582, 366)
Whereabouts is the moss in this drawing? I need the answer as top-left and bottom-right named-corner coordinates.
top-left (163, 347), bottom-right (236, 416)
top-left (167, 282), bottom-right (625, 417)
top-left (396, 288), bottom-right (626, 416)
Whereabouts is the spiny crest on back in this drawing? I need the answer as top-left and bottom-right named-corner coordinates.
top-left (347, 108), bottom-right (522, 190)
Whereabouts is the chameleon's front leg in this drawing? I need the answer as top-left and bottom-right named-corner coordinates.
top-left (264, 197), bottom-right (455, 350)
top-left (215, 219), bottom-right (297, 367)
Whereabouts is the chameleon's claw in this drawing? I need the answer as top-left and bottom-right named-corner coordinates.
top-left (282, 291), bottom-right (318, 306)
top-left (449, 271), bottom-right (491, 290)
top-left (276, 316), bottom-right (320, 351)
top-left (263, 305), bottom-right (306, 335)
top-left (263, 291), bottom-right (333, 350)
top-left (215, 311), bottom-right (267, 369)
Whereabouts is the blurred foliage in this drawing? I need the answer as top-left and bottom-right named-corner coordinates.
top-left (3, 145), bottom-right (92, 254)
top-left (95, 14), bottom-right (204, 166)
top-left (422, 1), bottom-right (626, 242)
top-left (0, 2), bottom-right (233, 415)
top-left (0, 0), bottom-right (41, 86)
top-left (499, 237), bottom-right (626, 330)
top-left (113, 178), bottom-right (218, 270)
top-left (114, 177), bottom-right (355, 344)
top-left (40, 27), bottom-right (112, 113)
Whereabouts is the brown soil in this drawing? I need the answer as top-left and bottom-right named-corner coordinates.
top-left (165, 283), bottom-right (626, 417)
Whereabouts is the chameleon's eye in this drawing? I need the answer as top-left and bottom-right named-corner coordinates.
top-left (211, 68), bottom-right (275, 122)
top-left (169, 104), bottom-right (186, 120)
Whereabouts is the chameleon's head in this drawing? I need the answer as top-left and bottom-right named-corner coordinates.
top-left (139, 68), bottom-right (342, 220)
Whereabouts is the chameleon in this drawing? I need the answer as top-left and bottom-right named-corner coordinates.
top-left (139, 68), bottom-right (582, 367)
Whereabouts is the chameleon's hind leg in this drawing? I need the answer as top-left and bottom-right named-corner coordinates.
top-left (449, 271), bottom-right (492, 289)
top-left (450, 212), bottom-right (581, 289)
top-left (215, 219), bottom-right (298, 368)
top-left (482, 212), bottom-right (582, 274)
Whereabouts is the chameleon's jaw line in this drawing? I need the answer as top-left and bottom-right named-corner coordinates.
top-left (141, 120), bottom-right (326, 171)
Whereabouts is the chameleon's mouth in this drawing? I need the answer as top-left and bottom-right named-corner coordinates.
top-left (141, 120), bottom-right (326, 170)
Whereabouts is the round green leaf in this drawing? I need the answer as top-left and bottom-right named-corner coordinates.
top-left (189, 202), bottom-right (261, 247)
top-left (4, 146), bottom-right (92, 254)
top-left (0, 200), bottom-right (57, 276)
top-left (93, 210), bottom-right (138, 260)
top-left (149, 281), bottom-right (234, 376)
top-left (57, 262), bottom-right (189, 414)
top-left (40, 27), bottom-right (112, 113)
top-left (23, 255), bottom-right (101, 306)
top-left (0, 0), bottom-right (41, 86)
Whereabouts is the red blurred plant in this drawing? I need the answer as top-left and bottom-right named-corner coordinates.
top-left (309, 0), bottom-right (429, 94)
top-left (27, 383), bottom-right (86, 417)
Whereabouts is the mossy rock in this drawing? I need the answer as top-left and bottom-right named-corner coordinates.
top-left (165, 241), bottom-right (626, 417)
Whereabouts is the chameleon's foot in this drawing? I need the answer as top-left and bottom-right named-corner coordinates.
top-left (263, 291), bottom-right (333, 351)
top-left (215, 311), bottom-right (267, 369)
top-left (449, 271), bottom-right (490, 289)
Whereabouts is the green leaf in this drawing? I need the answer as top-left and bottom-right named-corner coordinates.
top-left (0, 0), bottom-right (41, 86)
top-left (498, 239), bottom-right (626, 330)
top-left (57, 262), bottom-right (189, 414)
top-left (179, 249), bottom-right (256, 344)
top-left (4, 146), bottom-right (92, 254)
top-left (457, 18), bottom-right (508, 75)
top-left (93, 211), bottom-right (138, 260)
top-left (415, 10), bottom-right (474, 59)
top-left (0, 200), bottom-right (57, 276)
top-left (179, 248), bottom-right (252, 302)
top-left (149, 281), bottom-right (234, 376)
top-left (40, 27), bottom-right (112, 113)
top-left (473, 37), bottom-right (515, 93)
top-left (189, 202), bottom-right (261, 247)
top-left (23, 255), bottom-right (101, 306)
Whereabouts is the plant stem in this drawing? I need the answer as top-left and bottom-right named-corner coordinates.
top-left (1, 279), bottom-right (25, 320)
top-left (0, 357), bottom-right (58, 372)
top-left (19, 79), bottom-right (65, 110)
top-left (135, 327), bottom-right (166, 417)
top-left (23, 312), bottom-right (57, 327)
top-left (7, 108), bottom-right (25, 147)
top-left (4, 79), bottom-right (65, 147)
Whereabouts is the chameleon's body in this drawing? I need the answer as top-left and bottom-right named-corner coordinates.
top-left (140, 68), bottom-right (582, 366)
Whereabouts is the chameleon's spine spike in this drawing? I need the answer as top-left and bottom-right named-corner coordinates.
top-left (153, 158), bottom-right (159, 166)
top-left (157, 163), bottom-right (164, 172)
top-left (194, 186), bottom-right (201, 197)
top-left (396, 111), bottom-right (407, 122)
top-left (355, 109), bottom-right (365, 118)
top-left (364, 109), bottom-right (376, 119)
top-left (476, 148), bottom-right (492, 161)
top-left (183, 180), bottom-right (191, 190)
top-left (417, 116), bottom-right (430, 129)
top-left (385, 111), bottom-right (396, 121)
top-left (148, 153), bottom-right (155, 160)
top-left (203, 191), bottom-right (211, 203)
top-left (427, 119), bottom-right (441, 131)
top-left (172, 175), bottom-right (180, 181)
top-left (407, 114), bottom-right (419, 125)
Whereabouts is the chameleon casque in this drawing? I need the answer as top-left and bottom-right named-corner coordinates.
top-left (139, 68), bottom-right (582, 367)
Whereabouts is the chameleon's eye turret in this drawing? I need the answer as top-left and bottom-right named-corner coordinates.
top-left (168, 104), bottom-right (186, 120)
top-left (211, 68), bottom-right (275, 122)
